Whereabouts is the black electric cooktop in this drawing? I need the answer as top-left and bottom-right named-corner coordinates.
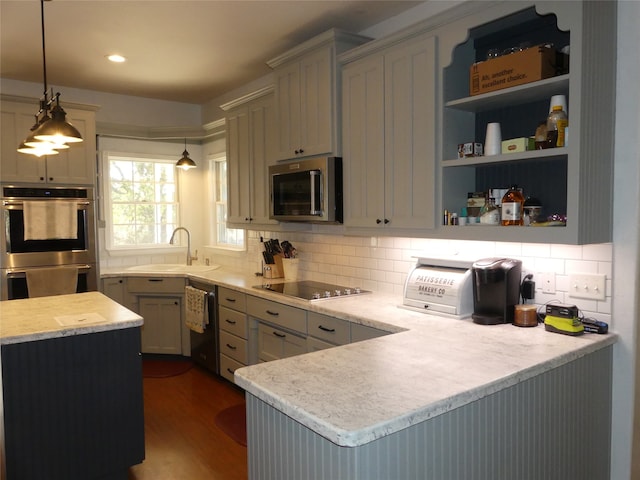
top-left (253, 280), bottom-right (370, 301)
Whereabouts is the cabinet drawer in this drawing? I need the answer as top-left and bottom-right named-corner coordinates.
top-left (247, 296), bottom-right (307, 334)
top-left (126, 277), bottom-right (185, 294)
top-left (307, 336), bottom-right (336, 352)
top-left (351, 323), bottom-right (389, 343)
top-left (258, 323), bottom-right (307, 363)
top-left (219, 306), bottom-right (248, 338)
top-left (220, 330), bottom-right (249, 364)
top-left (220, 354), bottom-right (244, 384)
top-left (218, 287), bottom-right (247, 311)
top-left (307, 312), bottom-right (350, 345)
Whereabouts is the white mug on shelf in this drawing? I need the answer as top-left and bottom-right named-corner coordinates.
top-left (484, 122), bottom-right (502, 156)
top-left (549, 94), bottom-right (568, 115)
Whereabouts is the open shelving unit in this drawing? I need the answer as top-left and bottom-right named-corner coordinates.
top-left (435, 1), bottom-right (616, 244)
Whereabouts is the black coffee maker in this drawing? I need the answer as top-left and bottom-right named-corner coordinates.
top-left (471, 258), bottom-right (522, 325)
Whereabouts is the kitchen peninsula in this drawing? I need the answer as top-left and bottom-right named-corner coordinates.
top-left (0, 292), bottom-right (145, 480)
top-left (102, 267), bottom-right (616, 480)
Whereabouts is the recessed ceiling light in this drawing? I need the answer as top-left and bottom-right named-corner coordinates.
top-left (107, 54), bottom-right (126, 63)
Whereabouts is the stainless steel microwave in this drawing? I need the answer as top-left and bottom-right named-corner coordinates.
top-left (269, 157), bottom-right (343, 223)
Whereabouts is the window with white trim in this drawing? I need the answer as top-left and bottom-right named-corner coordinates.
top-left (210, 155), bottom-right (244, 248)
top-left (105, 153), bottom-right (179, 249)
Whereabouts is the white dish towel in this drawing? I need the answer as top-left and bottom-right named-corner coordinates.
top-left (23, 200), bottom-right (78, 240)
top-left (185, 285), bottom-right (208, 333)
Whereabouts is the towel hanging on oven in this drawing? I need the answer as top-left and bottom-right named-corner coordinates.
top-left (23, 200), bottom-right (77, 240)
top-left (185, 285), bottom-right (208, 333)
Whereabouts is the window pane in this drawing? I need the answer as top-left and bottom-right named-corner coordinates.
top-left (107, 154), bottom-right (179, 249)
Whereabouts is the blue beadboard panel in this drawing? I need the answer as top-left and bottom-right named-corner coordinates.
top-left (247, 346), bottom-right (612, 480)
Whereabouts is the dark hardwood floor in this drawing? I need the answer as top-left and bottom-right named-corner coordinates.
top-left (128, 363), bottom-right (248, 480)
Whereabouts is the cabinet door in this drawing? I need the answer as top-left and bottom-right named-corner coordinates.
top-left (299, 45), bottom-right (334, 158)
top-left (101, 277), bottom-right (125, 305)
top-left (226, 106), bottom-right (252, 224)
top-left (248, 96), bottom-right (278, 225)
top-left (274, 61), bottom-right (301, 160)
top-left (1, 102), bottom-right (47, 183)
top-left (342, 55), bottom-right (386, 227)
top-left (43, 108), bottom-right (96, 185)
top-left (258, 323), bottom-right (306, 362)
top-left (139, 297), bottom-right (182, 354)
top-left (383, 34), bottom-right (437, 229)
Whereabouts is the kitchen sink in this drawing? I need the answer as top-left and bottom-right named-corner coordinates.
top-left (125, 264), bottom-right (220, 273)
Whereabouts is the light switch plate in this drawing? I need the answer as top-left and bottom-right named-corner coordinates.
top-left (568, 273), bottom-right (606, 301)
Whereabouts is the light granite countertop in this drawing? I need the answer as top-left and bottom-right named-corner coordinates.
top-left (100, 265), bottom-right (617, 447)
top-left (0, 291), bottom-right (143, 345)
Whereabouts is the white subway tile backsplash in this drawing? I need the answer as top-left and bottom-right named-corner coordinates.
top-left (100, 229), bottom-right (612, 324)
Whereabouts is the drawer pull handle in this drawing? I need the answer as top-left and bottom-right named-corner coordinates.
top-left (148, 279), bottom-right (163, 282)
top-left (227, 368), bottom-right (235, 374)
top-left (273, 331), bottom-right (286, 338)
top-left (318, 325), bottom-right (336, 333)
top-left (225, 319), bottom-right (237, 325)
top-left (266, 310), bottom-right (279, 316)
top-left (226, 343), bottom-right (237, 350)
top-left (225, 297), bottom-right (236, 303)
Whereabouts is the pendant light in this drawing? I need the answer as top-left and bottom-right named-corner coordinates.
top-left (176, 139), bottom-right (197, 170)
top-left (17, 0), bottom-right (83, 156)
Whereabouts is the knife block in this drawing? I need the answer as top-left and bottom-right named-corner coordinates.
top-left (263, 255), bottom-right (284, 279)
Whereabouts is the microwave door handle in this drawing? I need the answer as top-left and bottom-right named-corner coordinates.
top-left (310, 170), bottom-right (321, 216)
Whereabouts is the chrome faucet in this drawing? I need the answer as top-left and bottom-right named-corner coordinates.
top-left (169, 227), bottom-right (196, 265)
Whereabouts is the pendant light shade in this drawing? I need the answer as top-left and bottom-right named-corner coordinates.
top-left (176, 139), bottom-right (197, 170)
top-left (33, 103), bottom-right (83, 144)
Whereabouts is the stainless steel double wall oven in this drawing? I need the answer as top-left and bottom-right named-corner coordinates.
top-left (1, 185), bottom-right (98, 300)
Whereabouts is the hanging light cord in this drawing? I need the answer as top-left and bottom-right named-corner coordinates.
top-left (40, 0), bottom-right (48, 96)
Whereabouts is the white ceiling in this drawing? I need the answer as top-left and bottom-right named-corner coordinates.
top-left (0, 1), bottom-right (423, 105)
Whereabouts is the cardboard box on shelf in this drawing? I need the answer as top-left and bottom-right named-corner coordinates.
top-left (470, 45), bottom-right (557, 96)
top-left (501, 137), bottom-right (535, 154)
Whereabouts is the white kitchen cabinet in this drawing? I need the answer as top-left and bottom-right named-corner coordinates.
top-left (223, 88), bottom-right (278, 226)
top-left (257, 323), bottom-right (307, 362)
top-left (350, 323), bottom-right (389, 343)
top-left (342, 32), bottom-right (437, 230)
top-left (0, 96), bottom-right (97, 186)
top-left (436, 1), bottom-right (616, 244)
top-left (268, 29), bottom-right (370, 161)
top-left (247, 294), bottom-right (307, 363)
top-left (126, 276), bottom-right (186, 355)
top-left (138, 296), bottom-right (182, 355)
top-left (307, 311), bottom-right (350, 348)
top-left (218, 286), bottom-right (257, 383)
top-left (101, 277), bottom-right (125, 305)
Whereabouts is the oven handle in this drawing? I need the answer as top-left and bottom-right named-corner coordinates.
top-left (2, 198), bottom-right (91, 207)
top-left (5, 264), bottom-right (93, 278)
top-left (2, 200), bottom-right (91, 207)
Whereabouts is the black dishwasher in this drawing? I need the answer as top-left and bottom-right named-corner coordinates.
top-left (189, 282), bottom-right (219, 374)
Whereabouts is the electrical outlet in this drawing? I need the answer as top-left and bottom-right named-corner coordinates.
top-left (541, 272), bottom-right (556, 294)
top-left (568, 273), bottom-right (606, 301)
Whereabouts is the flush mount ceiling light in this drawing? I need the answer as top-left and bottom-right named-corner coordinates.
top-left (17, 0), bottom-right (83, 156)
top-left (107, 54), bottom-right (126, 63)
top-left (176, 139), bottom-right (197, 170)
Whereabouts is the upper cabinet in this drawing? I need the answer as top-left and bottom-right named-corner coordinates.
top-left (1, 96), bottom-right (97, 186)
top-left (436, 1), bottom-right (616, 244)
top-left (268, 29), bottom-right (371, 162)
top-left (222, 87), bottom-right (278, 227)
top-left (341, 32), bottom-right (437, 231)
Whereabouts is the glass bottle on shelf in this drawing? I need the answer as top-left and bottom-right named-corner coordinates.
top-left (501, 185), bottom-right (525, 226)
top-left (479, 195), bottom-right (500, 225)
top-left (546, 105), bottom-right (568, 148)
